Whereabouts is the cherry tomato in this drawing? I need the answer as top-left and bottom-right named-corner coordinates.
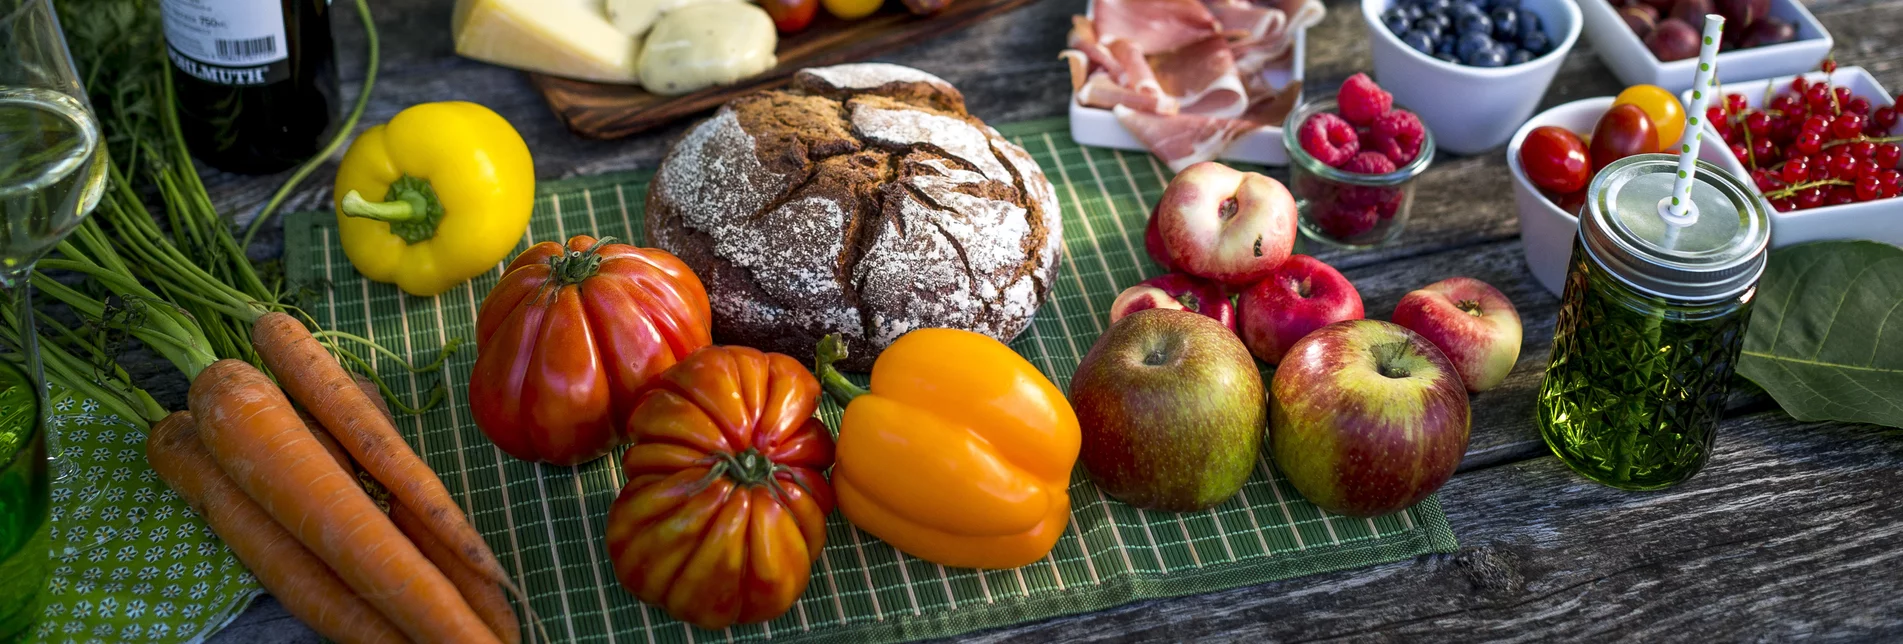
top-left (823, 0), bottom-right (883, 19)
top-left (1590, 104), bottom-right (1660, 173)
top-left (762, 0), bottom-right (819, 32)
top-left (1612, 84), bottom-right (1686, 151)
top-left (1545, 187), bottom-right (1588, 214)
top-left (1520, 126), bottom-right (1592, 194)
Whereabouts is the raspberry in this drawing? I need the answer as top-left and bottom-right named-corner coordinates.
top-left (1367, 109), bottom-right (1426, 167)
top-left (1299, 112), bottom-right (1360, 167)
top-left (1337, 73), bottom-right (1393, 126)
top-left (1316, 202), bottom-right (1380, 239)
top-left (1343, 151), bottom-right (1397, 175)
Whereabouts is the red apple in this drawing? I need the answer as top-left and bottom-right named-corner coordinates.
top-left (1236, 255), bottom-right (1364, 364)
top-left (1109, 273), bottom-right (1236, 329)
top-left (1144, 210), bottom-right (1172, 271)
top-left (1072, 309), bottom-right (1266, 511)
top-left (1155, 162), bottom-right (1298, 286)
top-left (1390, 277), bottom-right (1522, 392)
top-left (1269, 320), bottom-right (1470, 517)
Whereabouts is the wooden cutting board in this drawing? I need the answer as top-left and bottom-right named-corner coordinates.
top-left (529, 0), bottom-right (1041, 140)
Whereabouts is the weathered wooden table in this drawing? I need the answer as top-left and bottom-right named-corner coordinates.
top-left (196, 0), bottom-right (1903, 640)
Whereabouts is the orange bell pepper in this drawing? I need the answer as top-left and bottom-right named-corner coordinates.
top-left (816, 330), bottom-right (1081, 569)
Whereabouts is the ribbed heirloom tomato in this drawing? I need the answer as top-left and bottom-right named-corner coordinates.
top-left (470, 235), bottom-right (712, 465)
top-left (605, 346), bottom-right (837, 630)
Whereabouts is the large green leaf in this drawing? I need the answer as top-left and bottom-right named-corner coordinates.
top-left (1739, 240), bottom-right (1903, 428)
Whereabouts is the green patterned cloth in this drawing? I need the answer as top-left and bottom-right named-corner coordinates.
top-left (275, 118), bottom-right (1460, 644)
top-left (34, 386), bottom-right (260, 643)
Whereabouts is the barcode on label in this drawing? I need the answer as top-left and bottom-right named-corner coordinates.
top-left (214, 36), bottom-right (275, 59)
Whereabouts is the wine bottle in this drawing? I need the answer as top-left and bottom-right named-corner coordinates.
top-left (160, 0), bottom-right (339, 175)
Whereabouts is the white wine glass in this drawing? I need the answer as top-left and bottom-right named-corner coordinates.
top-left (0, 0), bottom-right (105, 638)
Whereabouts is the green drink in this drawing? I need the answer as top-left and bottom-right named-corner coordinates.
top-left (1536, 154), bottom-right (1769, 490)
top-left (0, 359), bottom-right (46, 641)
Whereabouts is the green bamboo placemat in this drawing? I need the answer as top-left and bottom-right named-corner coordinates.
top-left (281, 117), bottom-right (1458, 644)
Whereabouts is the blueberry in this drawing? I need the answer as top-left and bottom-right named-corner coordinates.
top-left (1421, 0), bottom-right (1453, 14)
top-left (1402, 29), bottom-right (1436, 54)
top-left (1452, 2), bottom-right (1486, 22)
top-left (1435, 36), bottom-right (1457, 56)
top-left (1508, 48), bottom-right (1535, 65)
top-left (1383, 8), bottom-right (1411, 34)
top-left (1424, 13), bottom-right (1452, 32)
top-left (1399, 4), bottom-right (1423, 21)
top-left (1490, 7), bottom-right (1518, 40)
top-left (1466, 42), bottom-right (1509, 67)
top-left (1457, 11), bottom-right (1492, 35)
top-left (1436, 51), bottom-right (1461, 64)
top-left (1411, 17), bottom-right (1444, 41)
top-left (1518, 11), bottom-right (1543, 42)
top-left (1489, 0), bottom-right (1520, 9)
top-left (1457, 31), bottom-right (1495, 60)
top-left (1521, 28), bottom-right (1551, 54)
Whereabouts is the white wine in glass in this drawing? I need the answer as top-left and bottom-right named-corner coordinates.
top-left (0, 0), bottom-right (106, 638)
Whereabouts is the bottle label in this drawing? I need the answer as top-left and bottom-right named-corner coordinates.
top-left (160, 0), bottom-right (290, 87)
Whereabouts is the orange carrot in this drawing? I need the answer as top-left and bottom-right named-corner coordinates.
top-left (188, 359), bottom-right (499, 644)
top-left (391, 503), bottom-right (523, 644)
top-left (250, 312), bottom-right (512, 592)
top-left (146, 411), bottom-right (408, 644)
top-left (298, 409), bottom-right (356, 472)
top-left (307, 385), bottom-right (522, 644)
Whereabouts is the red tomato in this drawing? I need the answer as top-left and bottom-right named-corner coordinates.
top-left (470, 235), bottom-right (713, 465)
top-left (606, 346), bottom-right (837, 630)
top-left (762, 0), bottom-right (819, 32)
top-left (1520, 126), bottom-right (1592, 194)
top-left (1590, 104), bottom-right (1660, 173)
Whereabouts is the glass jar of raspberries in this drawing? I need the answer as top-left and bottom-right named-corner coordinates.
top-left (1284, 74), bottom-right (1435, 248)
top-left (1714, 64), bottom-right (1903, 210)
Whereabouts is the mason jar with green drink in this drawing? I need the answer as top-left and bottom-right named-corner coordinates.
top-left (1536, 152), bottom-right (1769, 490)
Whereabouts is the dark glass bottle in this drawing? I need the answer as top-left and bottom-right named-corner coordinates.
top-left (161, 0), bottom-right (338, 174)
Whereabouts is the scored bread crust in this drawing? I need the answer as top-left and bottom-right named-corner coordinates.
top-left (646, 63), bottom-right (1063, 370)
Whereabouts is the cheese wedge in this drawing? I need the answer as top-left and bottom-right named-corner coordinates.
top-left (452, 0), bottom-right (641, 84)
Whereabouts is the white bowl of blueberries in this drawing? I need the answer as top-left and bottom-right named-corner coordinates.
top-left (1362, 0), bottom-right (1582, 154)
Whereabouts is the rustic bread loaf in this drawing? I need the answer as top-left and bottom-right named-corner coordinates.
top-left (646, 63), bottom-right (1063, 370)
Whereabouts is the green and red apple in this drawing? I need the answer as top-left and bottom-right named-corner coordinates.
top-left (1070, 309), bottom-right (1265, 512)
top-left (1391, 277), bottom-right (1522, 392)
top-left (1270, 320), bottom-right (1470, 517)
top-left (1237, 255), bottom-right (1364, 364)
top-left (1109, 273), bottom-right (1236, 330)
top-left (1153, 162), bottom-right (1298, 286)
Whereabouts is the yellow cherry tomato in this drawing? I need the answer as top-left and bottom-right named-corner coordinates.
top-left (1613, 85), bottom-right (1687, 152)
top-left (822, 0), bottom-right (882, 19)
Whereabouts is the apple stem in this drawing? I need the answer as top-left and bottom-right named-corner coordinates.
top-left (815, 334), bottom-right (871, 404)
top-left (1458, 299), bottom-right (1485, 317)
top-left (1372, 341), bottom-right (1413, 379)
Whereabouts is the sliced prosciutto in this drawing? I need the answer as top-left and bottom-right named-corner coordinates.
top-left (1090, 0), bottom-right (1221, 52)
top-left (1113, 105), bottom-right (1261, 172)
top-left (1150, 34), bottom-right (1247, 118)
top-left (1079, 71), bottom-right (1175, 114)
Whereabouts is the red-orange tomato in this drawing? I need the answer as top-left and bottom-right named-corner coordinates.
top-left (470, 235), bottom-right (712, 465)
top-left (606, 346), bottom-right (837, 630)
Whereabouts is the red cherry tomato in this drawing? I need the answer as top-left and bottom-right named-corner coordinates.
top-left (762, 0), bottom-right (819, 32)
top-left (1590, 104), bottom-right (1660, 173)
top-left (1520, 126), bottom-right (1592, 194)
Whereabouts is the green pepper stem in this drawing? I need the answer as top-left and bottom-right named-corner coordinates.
top-left (815, 334), bottom-right (869, 403)
top-left (339, 189), bottom-right (420, 222)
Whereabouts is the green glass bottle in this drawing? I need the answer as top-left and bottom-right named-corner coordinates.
top-left (1536, 154), bottom-right (1769, 491)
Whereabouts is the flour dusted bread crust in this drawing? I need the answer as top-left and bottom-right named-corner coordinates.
top-left (646, 63), bottom-right (1063, 370)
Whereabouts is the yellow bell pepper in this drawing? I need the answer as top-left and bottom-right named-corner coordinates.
top-left (333, 101), bottom-right (533, 297)
top-left (816, 330), bottom-right (1081, 569)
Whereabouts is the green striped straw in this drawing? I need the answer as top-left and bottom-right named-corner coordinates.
top-left (1661, 14), bottom-right (1727, 227)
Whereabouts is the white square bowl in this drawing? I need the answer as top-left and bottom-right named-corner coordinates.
top-left (1685, 66), bottom-right (1903, 248)
top-left (1579, 0), bottom-right (1832, 93)
top-left (1506, 97), bottom-right (1751, 296)
top-left (1068, 6), bottom-right (1307, 166)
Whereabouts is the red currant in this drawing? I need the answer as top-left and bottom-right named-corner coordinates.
top-left (1789, 77), bottom-right (1810, 95)
top-left (1813, 153), bottom-right (1837, 181)
top-left (1796, 187), bottom-right (1825, 209)
top-left (1753, 138), bottom-right (1780, 164)
top-left (1771, 95), bottom-right (1804, 115)
top-left (1770, 197), bottom-right (1797, 212)
top-left (1802, 115), bottom-right (1830, 133)
top-left (1823, 59), bottom-right (1838, 74)
top-left (1828, 186), bottom-right (1857, 205)
top-left (1845, 97), bottom-right (1872, 116)
top-left (1878, 169), bottom-right (1903, 197)
top-left (1807, 85), bottom-right (1833, 111)
top-left (1846, 141), bottom-right (1876, 159)
top-left (1745, 112), bottom-right (1771, 136)
top-left (1876, 144), bottom-right (1901, 169)
top-left (1832, 114), bottom-right (1865, 139)
top-left (1856, 176), bottom-right (1882, 201)
top-left (1856, 158), bottom-right (1882, 180)
top-left (1794, 130), bottom-right (1824, 155)
top-left (1732, 142), bottom-right (1752, 165)
top-left (1781, 158), bottom-right (1810, 184)
top-left (1727, 93), bottom-right (1749, 114)
top-left (1875, 107), bottom-right (1900, 131)
top-left (1834, 87), bottom-right (1852, 107)
top-left (1830, 153), bottom-right (1861, 180)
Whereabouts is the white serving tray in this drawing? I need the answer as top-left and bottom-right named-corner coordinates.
top-left (1067, 1), bottom-right (1308, 167)
top-left (1685, 66), bottom-right (1903, 249)
top-left (1580, 0), bottom-right (1832, 94)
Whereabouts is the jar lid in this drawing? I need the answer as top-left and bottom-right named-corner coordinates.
top-left (1580, 154), bottom-right (1770, 302)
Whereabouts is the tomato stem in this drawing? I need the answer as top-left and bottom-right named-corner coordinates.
top-left (546, 236), bottom-right (618, 285)
top-left (815, 334), bottom-right (869, 404)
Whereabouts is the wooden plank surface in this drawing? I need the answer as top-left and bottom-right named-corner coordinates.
top-left (182, 0), bottom-right (1903, 640)
top-left (528, 0), bottom-right (1043, 139)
